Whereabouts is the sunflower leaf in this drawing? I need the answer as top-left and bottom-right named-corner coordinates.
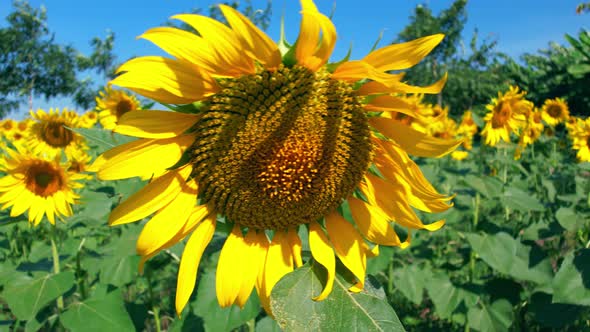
top-left (271, 263), bottom-right (405, 332)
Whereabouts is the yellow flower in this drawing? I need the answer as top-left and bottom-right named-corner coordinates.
top-left (0, 119), bottom-right (16, 139)
top-left (27, 108), bottom-right (89, 159)
top-left (0, 146), bottom-right (83, 225)
top-left (451, 150), bottom-right (469, 161)
top-left (457, 111), bottom-right (478, 137)
top-left (481, 86), bottom-right (532, 146)
top-left (96, 87), bottom-right (142, 130)
top-left (518, 109), bottom-right (544, 148)
top-left (569, 117), bottom-right (590, 162)
top-left (541, 97), bottom-right (569, 126)
top-left (80, 111), bottom-right (99, 128)
top-left (67, 149), bottom-right (93, 180)
top-left (93, 1), bottom-right (458, 315)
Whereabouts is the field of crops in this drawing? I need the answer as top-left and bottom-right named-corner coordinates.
top-left (1, 1), bottom-right (589, 331)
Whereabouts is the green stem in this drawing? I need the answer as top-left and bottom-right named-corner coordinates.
top-left (246, 318), bottom-right (256, 332)
top-left (146, 273), bottom-right (162, 332)
top-left (502, 148), bottom-right (510, 220)
top-left (75, 239), bottom-right (87, 300)
top-left (470, 193), bottom-right (480, 282)
top-left (50, 226), bottom-right (64, 311)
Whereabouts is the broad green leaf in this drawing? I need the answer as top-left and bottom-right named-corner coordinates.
top-left (393, 264), bottom-right (426, 305)
top-left (367, 246), bottom-right (393, 275)
top-left (192, 267), bottom-right (261, 332)
top-left (424, 273), bottom-right (462, 319)
top-left (271, 263), bottom-right (405, 332)
top-left (168, 311), bottom-right (204, 332)
top-left (466, 233), bottom-right (552, 284)
top-left (60, 289), bottom-right (135, 332)
top-left (463, 175), bottom-right (502, 198)
top-left (555, 207), bottom-right (586, 231)
top-left (501, 187), bottom-right (544, 212)
top-left (255, 316), bottom-right (282, 332)
top-left (99, 255), bottom-right (140, 287)
top-left (567, 63), bottom-right (590, 76)
top-left (528, 292), bottom-right (583, 328)
top-left (540, 178), bottom-right (556, 203)
top-left (467, 299), bottom-right (513, 332)
top-left (552, 249), bottom-right (590, 306)
top-left (3, 271), bottom-right (75, 320)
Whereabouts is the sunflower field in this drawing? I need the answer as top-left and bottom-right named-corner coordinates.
top-left (1, 1), bottom-right (589, 331)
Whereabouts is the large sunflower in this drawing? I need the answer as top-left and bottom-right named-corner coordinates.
top-left (570, 117), bottom-right (590, 162)
top-left (541, 97), bottom-right (569, 126)
top-left (481, 86), bottom-right (532, 146)
top-left (96, 86), bottom-right (142, 130)
top-left (93, 1), bottom-right (458, 315)
top-left (28, 108), bottom-right (88, 159)
top-left (0, 146), bottom-right (83, 225)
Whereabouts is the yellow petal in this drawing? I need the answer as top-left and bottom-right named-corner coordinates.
top-left (257, 231), bottom-right (293, 315)
top-left (363, 34), bottom-right (444, 71)
top-left (175, 214), bottom-right (216, 316)
top-left (97, 135), bottom-right (194, 180)
top-left (136, 180), bottom-right (198, 257)
top-left (112, 56), bottom-right (219, 104)
top-left (10, 189), bottom-right (33, 218)
top-left (295, 3), bottom-right (336, 71)
top-left (216, 225), bottom-right (245, 307)
top-left (171, 14), bottom-right (255, 76)
top-left (332, 60), bottom-right (405, 83)
top-left (138, 26), bottom-right (227, 74)
top-left (219, 5), bottom-right (281, 69)
top-left (364, 95), bottom-right (419, 118)
top-left (286, 228), bottom-right (303, 268)
top-left (325, 212), bottom-right (368, 291)
top-left (115, 111), bottom-right (199, 139)
top-left (108, 166), bottom-right (192, 225)
top-left (308, 221), bottom-right (336, 301)
top-left (235, 230), bottom-right (267, 308)
top-left (348, 197), bottom-right (405, 247)
top-left (369, 117), bottom-right (461, 158)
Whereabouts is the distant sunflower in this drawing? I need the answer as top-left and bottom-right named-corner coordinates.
top-left (28, 108), bottom-right (88, 159)
top-left (541, 97), bottom-right (569, 126)
top-left (569, 117), bottom-right (590, 162)
top-left (80, 110), bottom-right (99, 128)
top-left (96, 87), bottom-right (142, 130)
top-left (0, 147), bottom-right (84, 225)
top-left (451, 150), bottom-right (469, 161)
top-left (0, 119), bottom-right (16, 138)
top-left (93, 0), bottom-right (458, 315)
top-left (481, 86), bottom-right (532, 146)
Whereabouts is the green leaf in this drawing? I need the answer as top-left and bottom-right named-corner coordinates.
top-left (555, 207), bottom-right (586, 231)
top-left (2, 271), bottom-right (75, 320)
top-left (393, 264), bottom-right (426, 305)
top-left (60, 289), bottom-right (135, 332)
top-left (192, 267), bottom-right (261, 332)
top-left (463, 175), bottom-right (503, 198)
top-left (501, 187), bottom-right (544, 212)
top-left (466, 232), bottom-right (552, 284)
top-left (568, 63), bottom-right (590, 76)
top-left (99, 255), bottom-right (140, 287)
top-left (255, 316), bottom-right (282, 332)
top-left (367, 246), bottom-right (393, 275)
top-left (424, 273), bottom-right (462, 319)
top-left (552, 249), bottom-right (590, 306)
top-left (528, 292), bottom-right (583, 328)
top-left (271, 263), bottom-right (405, 331)
top-left (467, 299), bottom-right (513, 332)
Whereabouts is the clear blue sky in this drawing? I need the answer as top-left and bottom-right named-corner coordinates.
top-left (1, 0), bottom-right (588, 117)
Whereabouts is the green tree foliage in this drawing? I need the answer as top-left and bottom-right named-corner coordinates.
top-left (506, 30), bottom-right (590, 116)
top-left (0, 0), bottom-right (118, 116)
top-left (394, 0), bottom-right (513, 115)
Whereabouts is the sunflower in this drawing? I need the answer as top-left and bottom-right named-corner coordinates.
top-left (451, 150), bottom-right (469, 161)
top-left (569, 117), bottom-right (590, 162)
top-left (96, 86), bottom-right (142, 130)
top-left (0, 146), bottom-right (84, 225)
top-left (80, 110), bottom-right (99, 128)
top-left (93, 1), bottom-right (458, 315)
top-left (541, 97), bottom-right (569, 126)
top-left (480, 86), bottom-right (532, 146)
top-left (0, 119), bottom-right (16, 139)
top-left (27, 108), bottom-right (88, 159)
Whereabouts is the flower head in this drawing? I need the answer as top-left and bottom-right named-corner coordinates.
top-left (481, 86), bottom-right (532, 146)
top-left (27, 108), bottom-right (88, 159)
top-left (541, 97), bottom-right (569, 126)
top-left (80, 111), bottom-right (99, 128)
top-left (0, 146), bottom-right (84, 225)
top-left (569, 117), bottom-right (590, 162)
top-left (96, 86), bottom-right (142, 130)
top-left (93, 1), bottom-right (458, 315)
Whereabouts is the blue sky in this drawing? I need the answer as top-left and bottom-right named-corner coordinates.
top-left (1, 0), bottom-right (588, 117)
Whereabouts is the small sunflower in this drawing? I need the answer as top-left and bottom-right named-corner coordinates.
top-left (541, 97), bottom-right (569, 126)
top-left (93, 1), bottom-right (458, 315)
top-left (481, 86), bottom-right (532, 146)
top-left (80, 110), bottom-right (99, 128)
top-left (569, 117), bottom-right (590, 162)
top-left (27, 108), bottom-right (88, 159)
top-left (0, 146), bottom-right (84, 225)
top-left (96, 87), bottom-right (142, 130)
top-left (0, 119), bottom-right (16, 138)
top-left (451, 150), bottom-right (469, 161)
